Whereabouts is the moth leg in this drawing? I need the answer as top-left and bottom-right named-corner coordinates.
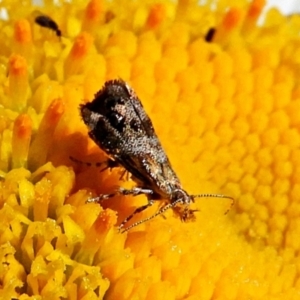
top-left (176, 206), bottom-right (198, 222)
top-left (118, 199), bottom-right (155, 231)
top-left (69, 156), bottom-right (119, 172)
top-left (119, 169), bottom-right (130, 181)
top-left (87, 187), bottom-right (153, 202)
top-left (121, 198), bottom-right (185, 233)
top-left (118, 187), bottom-right (153, 196)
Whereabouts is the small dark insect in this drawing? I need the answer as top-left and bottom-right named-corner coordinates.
top-left (80, 79), bottom-right (233, 232)
top-left (205, 27), bottom-right (216, 42)
top-left (35, 14), bottom-right (61, 37)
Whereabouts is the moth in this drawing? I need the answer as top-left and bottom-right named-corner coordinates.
top-left (79, 79), bottom-right (233, 232)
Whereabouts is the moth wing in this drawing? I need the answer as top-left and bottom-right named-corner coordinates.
top-left (127, 91), bottom-right (158, 139)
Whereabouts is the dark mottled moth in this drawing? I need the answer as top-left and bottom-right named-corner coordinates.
top-left (79, 79), bottom-right (233, 232)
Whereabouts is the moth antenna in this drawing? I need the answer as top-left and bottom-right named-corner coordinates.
top-left (191, 193), bottom-right (234, 214)
top-left (120, 198), bottom-right (184, 233)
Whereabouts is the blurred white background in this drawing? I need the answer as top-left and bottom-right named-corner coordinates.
top-left (266, 0), bottom-right (300, 14)
top-left (1, 0), bottom-right (299, 21)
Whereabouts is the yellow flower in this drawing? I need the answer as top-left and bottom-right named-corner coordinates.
top-left (1, 0), bottom-right (300, 299)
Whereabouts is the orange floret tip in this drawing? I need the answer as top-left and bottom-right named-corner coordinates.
top-left (247, 0), bottom-right (266, 20)
top-left (222, 7), bottom-right (244, 31)
top-left (64, 32), bottom-right (94, 77)
top-left (95, 208), bottom-right (118, 232)
top-left (72, 32), bottom-right (94, 58)
top-left (14, 19), bottom-right (32, 44)
top-left (43, 98), bottom-right (65, 125)
top-left (27, 99), bottom-right (65, 169)
top-left (9, 53), bottom-right (27, 76)
top-left (8, 54), bottom-right (29, 110)
top-left (82, 0), bottom-right (105, 32)
top-left (12, 114), bottom-right (32, 168)
top-left (85, 0), bottom-right (104, 22)
top-left (13, 113), bottom-right (32, 140)
top-left (147, 3), bottom-right (167, 29)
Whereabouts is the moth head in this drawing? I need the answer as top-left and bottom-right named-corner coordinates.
top-left (120, 193), bottom-right (234, 233)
